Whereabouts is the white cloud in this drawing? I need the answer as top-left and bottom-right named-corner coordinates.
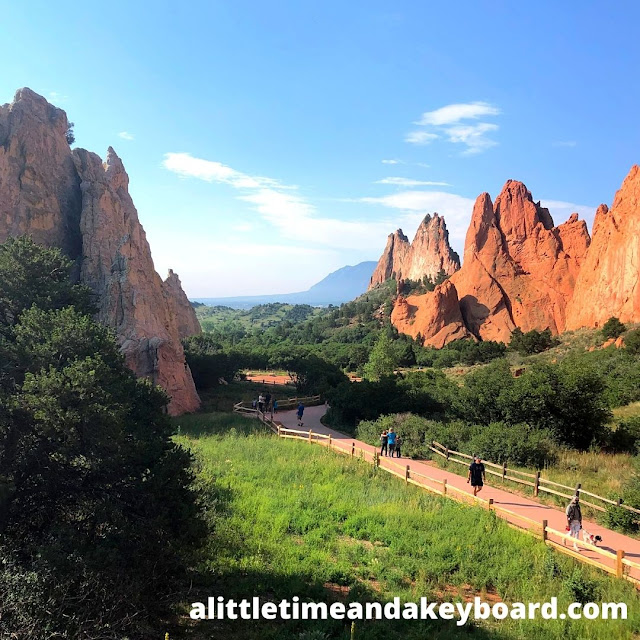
top-left (446, 122), bottom-right (499, 155)
top-left (381, 159), bottom-right (402, 164)
top-left (415, 101), bottom-right (501, 126)
top-left (118, 131), bottom-right (135, 141)
top-left (552, 140), bottom-right (577, 148)
top-left (376, 177), bottom-right (451, 187)
top-left (405, 131), bottom-right (439, 145)
top-left (48, 91), bottom-right (69, 104)
top-left (406, 101), bottom-right (500, 154)
top-left (359, 190), bottom-right (476, 254)
top-left (163, 152), bottom-right (393, 250)
top-left (540, 199), bottom-right (597, 229)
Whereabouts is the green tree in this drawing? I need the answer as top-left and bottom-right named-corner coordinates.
top-left (602, 316), bottom-right (626, 339)
top-left (0, 238), bottom-right (204, 638)
top-left (363, 331), bottom-right (398, 380)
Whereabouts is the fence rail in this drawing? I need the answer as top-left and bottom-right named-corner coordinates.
top-left (429, 441), bottom-right (640, 516)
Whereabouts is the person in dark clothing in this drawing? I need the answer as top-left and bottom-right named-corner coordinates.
top-left (467, 455), bottom-right (486, 496)
top-left (380, 430), bottom-right (388, 457)
top-left (395, 435), bottom-right (402, 458)
top-left (566, 496), bottom-right (582, 551)
top-left (265, 392), bottom-right (271, 411)
top-left (297, 402), bottom-right (305, 426)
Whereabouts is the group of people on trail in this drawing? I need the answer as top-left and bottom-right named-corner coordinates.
top-left (252, 392), bottom-right (277, 414)
top-left (379, 428), bottom-right (402, 458)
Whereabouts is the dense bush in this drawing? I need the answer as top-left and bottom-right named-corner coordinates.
top-left (509, 327), bottom-right (559, 355)
top-left (604, 467), bottom-right (640, 533)
top-left (184, 333), bottom-right (241, 388)
top-left (415, 339), bottom-right (507, 368)
top-left (356, 414), bottom-right (556, 468)
top-left (601, 316), bottom-right (626, 339)
top-left (0, 237), bottom-right (204, 638)
top-left (455, 359), bottom-right (611, 450)
top-left (625, 329), bottom-right (640, 355)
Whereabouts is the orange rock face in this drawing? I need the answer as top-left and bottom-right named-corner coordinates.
top-left (391, 280), bottom-right (472, 348)
top-left (164, 269), bottom-right (202, 339)
top-left (369, 214), bottom-right (460, 290)
top-left (0, 89), bottom-right (199, 415)
top-left (391, 180), bottom-right (591, 345)
top-left (565, 165), bottom-right (640, 330)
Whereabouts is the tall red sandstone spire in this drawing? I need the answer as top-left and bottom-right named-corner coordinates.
top-left (369, 214), bottom-right (460, 290)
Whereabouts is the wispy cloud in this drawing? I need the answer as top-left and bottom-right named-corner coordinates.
top-left (415, 101), bottom-right (500, 126)
top-left (118, 131), bottom-right (135, 141)
top-left (375, 177), bottom-right (451, 187)
top-left (358, 190), bottom-right (476, 252)
top-left (404, 131), bottom-right (439, 145)
top-left (48, 91), bottom-right (69, 104)
top-left (540, 200), bottom-right (597, 228)
top-left (382, 159), bottom-right (402, 164)
top-left (406, 101), bottom-right (501, 155)
top-left (163, 152), bottom-right (393, 250)
top-left (552, 140), bottom-right (577, 148)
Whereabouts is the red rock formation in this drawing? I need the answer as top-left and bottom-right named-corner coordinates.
top-left (391, 280), bottom-right (472, 348)
top-left (164, 269), bottom-right (201, 338)
top-left (369, 229), bottom-right (410, 288)
top-left (0, 88), bottom-right (199, 415)
top-left (391, 180), bottom-right (590, 345)
top-left (566, 166), bottom-right (640, 330)
top-left (369, 214), bottom-right (460, 290)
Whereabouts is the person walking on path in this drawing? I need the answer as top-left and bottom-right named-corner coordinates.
top-left (273, 399), bottom-right (278, 414)
top-left (380, 430), bottom-right (388, 457)
top-left (467, 455), bottom-right (486, 496)
top-left (297, 402), bottom-right (305, 426)
top-left (566, 495), bottom-right (582, 552)
top-left (387, 427), bottom-right (397, 457)
top-left (395, 435), bottom-right (402, 458)
top-left (258, 394), bottom-right (264, 413)
top-left (265, 392), bottom-right (272, 411)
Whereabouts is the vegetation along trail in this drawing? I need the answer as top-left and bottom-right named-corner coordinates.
top-left (273, 405), bottom-right (640, 584)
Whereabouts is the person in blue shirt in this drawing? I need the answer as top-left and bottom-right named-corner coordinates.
top-left (297, 402), bottom-right (304, 426)
top-left (387, 427), bottom-right (397, 457)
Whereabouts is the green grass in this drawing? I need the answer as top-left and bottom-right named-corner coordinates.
top-left (194, 380), bottom-right (301, 412)
top-left (172, 413), bottom-right (640, 639)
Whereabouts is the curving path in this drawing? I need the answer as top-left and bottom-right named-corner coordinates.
top-left (275, 404), bottom-right (640, 585)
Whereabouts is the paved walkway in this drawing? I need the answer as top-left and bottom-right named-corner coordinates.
top-left (276, 405), bottom-right (640, 584)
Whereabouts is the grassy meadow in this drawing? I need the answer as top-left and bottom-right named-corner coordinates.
top-left (171, 413), bottom-right (640, 640)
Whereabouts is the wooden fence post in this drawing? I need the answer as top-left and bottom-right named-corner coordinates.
top-left (502, 462), bottom-right (507, 483)
top-left (277, 425), bottom-right (281, 437)
top-left (575, 482), bottom-right (581, 497)
top-left (328, 434), bottom-right (332, 448)
top-left (542, 519), bottom-right (548, 542)
top-left (446, 447), bottom-right (450, 461)
top-left (488, 498), bottom-right (494, 510)
top-left (617, 549), bottom-right (625, 578)
top-left (351, 442), bottom-right (355, 457)
top-left (534, 471), bottom-right (540, 497)
top-left (308, 429), bottom-right (312, 444)
top-left (617, 497), bottom-right (623, 507)
top-left (405, 465), bottom-right (410, 484)
top-left (442, 479), bottom-right (447, 495)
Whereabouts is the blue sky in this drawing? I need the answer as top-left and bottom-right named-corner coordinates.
top-left (1, 1), bottom-right (639, 296)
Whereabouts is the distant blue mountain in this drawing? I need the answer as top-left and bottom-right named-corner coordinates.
top-left (193, 261), bottom-right (377, 309)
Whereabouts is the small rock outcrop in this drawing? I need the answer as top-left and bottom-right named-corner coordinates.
top-left (164, 269), bottom-right (202, 338)
top-left (566, 165), bottom-right (640, 330)
top-left (391, 280), bottom-right (472, 348)
top-left (369, 214), bottom-right (460, 289)
top-left (0, 88), bottom-right (199, 415)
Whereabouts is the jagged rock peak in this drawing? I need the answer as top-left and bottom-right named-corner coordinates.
top-left (368, 213), bottom-right (460, 290)
top-left (164, 269), bottom-right (202, 339)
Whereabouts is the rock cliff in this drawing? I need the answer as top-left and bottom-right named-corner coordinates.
top-left (566, 165), bottom-right (640, 329)
top-left (0, 88), bottom-right (199, 415)
top-left (369, 214), bottom-right (460, 289)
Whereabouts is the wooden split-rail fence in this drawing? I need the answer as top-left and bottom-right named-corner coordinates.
top-left (429, 441), bottom-right (640, 518)
top-left (232, 401), bottom-right (640, 588)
